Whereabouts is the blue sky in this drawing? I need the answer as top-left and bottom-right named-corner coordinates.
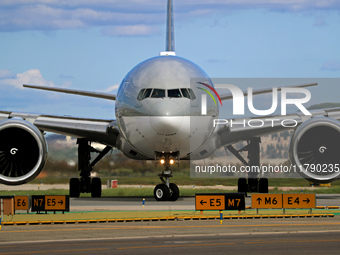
top-left (0, 0), bottom-right (340, 119)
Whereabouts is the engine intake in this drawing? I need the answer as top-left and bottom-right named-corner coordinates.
top-left (289, 117), bottom-right (340, 183)
top-left (0, 119), bottom-right (47, 185)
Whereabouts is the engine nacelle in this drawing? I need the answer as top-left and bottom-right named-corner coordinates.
top-left (289, 117), bottom-right (340, 183)
top-left (0, 119), bottom-right (48, 185)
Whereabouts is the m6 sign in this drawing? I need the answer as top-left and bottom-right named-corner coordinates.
top-left (252, 194), bottom-right (283, 209)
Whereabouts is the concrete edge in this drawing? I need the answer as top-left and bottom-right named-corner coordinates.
top-left (2, 214), bottom-right (335, 226)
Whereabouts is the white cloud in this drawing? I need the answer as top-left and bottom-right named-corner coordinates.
top-left (0, 69), bottom-right (55, 89)
top-left (102, 25), bottom-right (160, 36)
top-left (101, 84), bottom-right (119, 92)
top-left (0, 1), bottom-right (339, 33)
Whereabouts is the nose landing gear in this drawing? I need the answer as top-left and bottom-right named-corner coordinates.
top-left (153, 153), bottom-right (180, 201)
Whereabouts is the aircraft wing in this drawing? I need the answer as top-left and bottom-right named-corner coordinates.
top-left (23, 85), bottom-right (117, 101)
top-left (216, 107), bottom-right (340, 147)
top-left (0, 110), bottom-right (119, 147)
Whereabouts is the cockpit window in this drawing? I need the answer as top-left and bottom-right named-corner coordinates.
top-left (151, 89), bottom-right (165, 98)
top-left (188, 88), bottom-right (196, 100)
top-left (168, 89), bottom-right (182, 98)
top-left (137, 88), bottom-right (146, 100)
top-left (180, 88), bottom-right (190, 99)
top-left (137, 88), bottom-right (196, 100)
top-left (142, 88), bottom-right (152, 99)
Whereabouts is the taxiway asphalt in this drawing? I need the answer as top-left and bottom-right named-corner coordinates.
top-left (1, 217), bottom-right (340, 254)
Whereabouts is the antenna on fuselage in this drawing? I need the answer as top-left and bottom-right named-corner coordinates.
top-left (160, 0), bottom-right (176, 56)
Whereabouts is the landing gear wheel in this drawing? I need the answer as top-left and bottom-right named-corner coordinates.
top-left (259, 178), bottom-right (268, 193)
top-left (238, 178), bottom-right (247, 194)
top-left (154, 184), bottom-right (170, 201)
top-left (69, 178), bottom-right (80, 198)
top-left (169, 183), bottom-right (179, 201)
top-left (91, 177), bottom-right (102, 198)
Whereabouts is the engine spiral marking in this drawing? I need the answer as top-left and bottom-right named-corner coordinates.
top-left (319, 146), bottom-right (327, 153)
top-left (10, 148), bottom-right (18, 155)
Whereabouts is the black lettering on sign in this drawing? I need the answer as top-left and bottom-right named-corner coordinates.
top-left (288, 197), bottom-right (293, 205)
top-left (47, 198), bottom-right (56, 207)
top-left (216, 199), bottom-right (221, 206)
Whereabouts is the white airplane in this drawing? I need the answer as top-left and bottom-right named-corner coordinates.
top-left (1, 0), bottom-right (339, 201)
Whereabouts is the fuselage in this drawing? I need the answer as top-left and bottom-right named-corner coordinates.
top-left (115, 55), bottom-right (219, 159)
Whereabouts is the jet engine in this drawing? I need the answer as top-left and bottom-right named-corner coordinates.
top-left (0, 119), bottom-right (47, 185)
top-left (289, 117), bottom-right (340, 183)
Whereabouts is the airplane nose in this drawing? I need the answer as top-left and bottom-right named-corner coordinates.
top-left (150, 101), bottom-right (183, 134)
top-left (150, 100), bottom-right (183, 116)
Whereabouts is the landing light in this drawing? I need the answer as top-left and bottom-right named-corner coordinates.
top-left (160, 159), bottom-right (165, 164)
top-left (170, 159), bottom-right (175, 165)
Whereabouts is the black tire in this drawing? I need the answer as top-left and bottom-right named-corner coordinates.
top-left (169, 183), bottom-right (179, 201)
top-left (238, 178), bottom-right (247, 194)
top-left (91, 177), bottom-right (102, 198)
top-left (69, 178), bottom-right (80, 198)
top-left (154, 184), bottom-right (170, 201)
top-left (259, 178), bottom-right (268, 193)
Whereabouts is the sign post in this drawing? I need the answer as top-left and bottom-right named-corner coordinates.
top-left (283, 194), bottom-right (316, 211)
top-left (0, 199), bottom-right (3, 223)
top-left (0, 199), bottom-right (2, 230)
top-left (14, 196), bottom-right (30, 214)
top-left (32, 195), bottom-right (69, 213)
top-left (252, 194), bottom-right (283, 213)
top-left (195, 193), bottom-right (245, 211)
top-left (252, 194), bottom-right (316, 213)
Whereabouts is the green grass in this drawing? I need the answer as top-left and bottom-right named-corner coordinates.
top-left (31, 175), bottom-right (340, 187)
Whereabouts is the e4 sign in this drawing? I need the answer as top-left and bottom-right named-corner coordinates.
top-left (283, 194), bottom-right (315, 209)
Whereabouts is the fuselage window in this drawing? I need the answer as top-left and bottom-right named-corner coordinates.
top-left (137, 89), bottom-right (146, 100)
top-left (180, 88), bottom-right (190, 99)
top-left (168, 89), bottom-right (182, 98)
top-left (142, 88), bottom-right (153, 99)
top-left (151, 89), bottom-right (165, 98)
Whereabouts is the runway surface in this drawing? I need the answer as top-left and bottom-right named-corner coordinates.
top-left (1, 217), bottom-right (340, 254)
top-left (69, 194), bottom-right (340, 211)
top-left (1, 190), bottom-right (340, 254)
top-left (0, 186), bottom-right (340, 255)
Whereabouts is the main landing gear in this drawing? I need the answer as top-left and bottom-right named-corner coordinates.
top-left (153, 153), bottom-right (180, 201)
top-left (226, 137), bottom-right (268, 195)
top-left (69, 138), bottom-right (112, 198)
